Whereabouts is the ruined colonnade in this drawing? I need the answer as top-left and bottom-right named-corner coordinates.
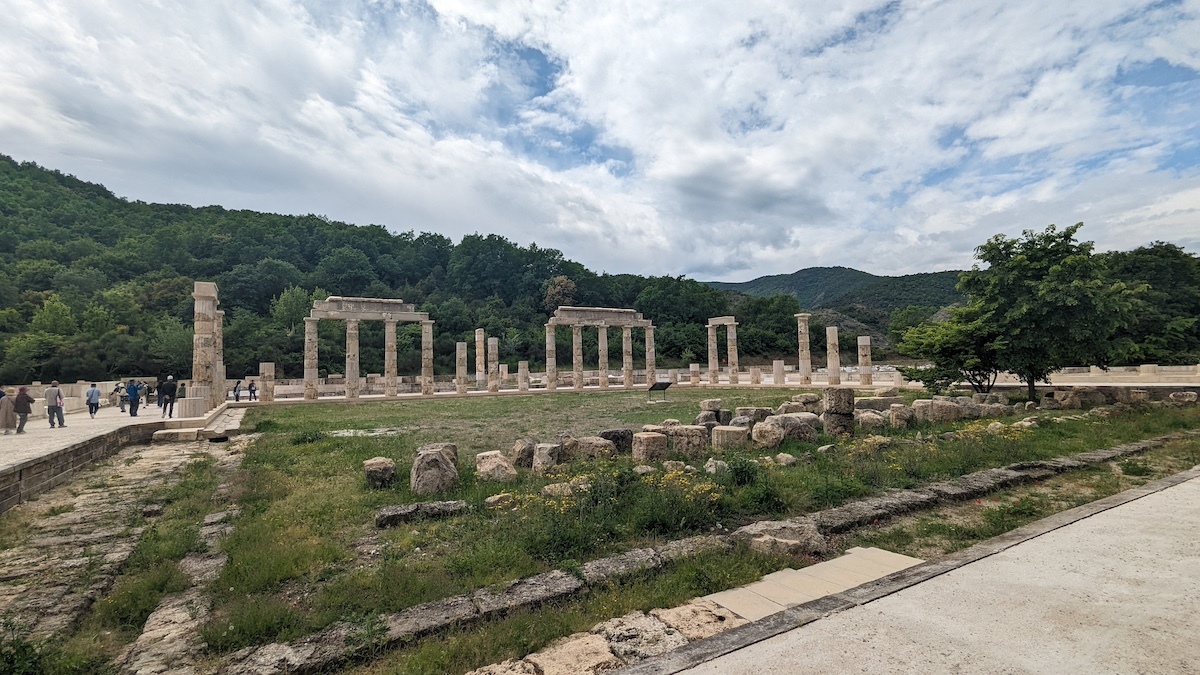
top-left (303, 297), bottom-right (435, 400)
top-left (706, 316), bottom-right (739, 384)
top-left (545, 307), bottom-right (657, 390)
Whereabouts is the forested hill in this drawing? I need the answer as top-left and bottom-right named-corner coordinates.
top-left (0, 154), bottom-right (852, 383)
top-left (708, 267), bottom-right (966, 313)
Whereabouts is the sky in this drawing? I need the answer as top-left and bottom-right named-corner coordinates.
top-left (1, 0), bottom-right (1198, 281)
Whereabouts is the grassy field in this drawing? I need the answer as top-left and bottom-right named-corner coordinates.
top-left (12, 389), bottom-right (1199, 675)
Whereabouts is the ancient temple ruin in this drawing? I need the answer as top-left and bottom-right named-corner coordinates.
top-left (303, 297), bottom-right (435, 399)
top-left (545, 307), bottom-right (656, 389)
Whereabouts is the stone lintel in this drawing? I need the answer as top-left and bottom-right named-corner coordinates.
top-left (310, 296), bottom-right (422, 321)
top-left (550, 306), bottom-right (652, 327)
top-left (707, 315), bottom-right (738, 326)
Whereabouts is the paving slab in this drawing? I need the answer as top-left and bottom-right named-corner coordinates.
top-left (703, 589), bottom-right (787, 621)
top-left (740, 580), bottom-right (822, 607)
top-left (843, 546), bottom-right (924, 569)
top-left (760, 569), bottom-right (850, 597)
top-left (683, 474), bottom-right (1200, 674)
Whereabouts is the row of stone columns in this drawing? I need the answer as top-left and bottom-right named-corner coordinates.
top-left (303, 317), bottom-right (434, 400)
top-left (545, 324), bottom-right (655, 390)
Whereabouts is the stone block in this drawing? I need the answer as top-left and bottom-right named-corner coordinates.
top-left (542, 482), bottom-right (574, 498)
top-left (693, 410), bottom-right (718, 425)
top-left (484, 493), bottom-right (514, 508)
top-left (775, 452), bottom-right (797, 466)
top-left (556, 434), bottom-right (579, 462)
top-left (375, 500), bottom-right (468, 527)
top-left (576, 436), bottom-right (617, 459)
top-left (598, 428), bottom-right (634, 453)
top-left (853, 396), bottom-right (905, 411)
top-left (532, 444), bottom-right (559, 474)
top-left (823, 388), bottom-right (855, 415)
top-left (700, 398), bottom-right (723, 412)
top-left (888, 404), bottom-right (914, 428)
top-left (580, 548), bottom-right (660, 583)
top-left (1129, 389), bottom-right (1150, 403)
top-left (471, 570), bottom-right (583, 616)
top-left (824, 412), bottom-right (855, 437)
top-left (777, 411), bottom-right (820, 427)
top-left (510, 439), bottom-right (536, 469)
top-left (417, 442), bottom-right (458, 467)
top-left (410, 448), bottom-right (459, 496)
top-left (728, 415), bottom-right (753, 429)
top-left (1169, 391), bottom-right (1198, 403)
top-left (717, 410), bottom-right (733, 425)
top-left (465, 660), bottom-right (537, 675)
top-left (751, 420), bottom-right (786, 449)
top-left (734, 518), bottom-right (827, 555)
top-left (856, 410), bottom-right (887, 430)
top-left (704, 457), bottom-right (730, 474)
top-left (764, 415), bottom-right (818, 442)
top-left (524, 633), bottom-right (621, 675)
top-left (650, 599), bottom-right (748, 641)
top-left (775, 401), bottom-right (807, 415)
top-left (711, 425), bottom-right (749, 449)
top-left (929, 400), bottom-right (960, 423)
top-left (591, 611), bottom-right (687, 664)
top-left (665, 425), bottom-right (708, 458)
top-left (475, 451), bottom-right (518, 482)
top-left (734, 407), bottom-right (773, 423)
top-left (911, 399), bottom-right (933, 422)
top-left (363, 457), bottom-right (397, 489)
top-left (632, 433), bottom-right (668, 463)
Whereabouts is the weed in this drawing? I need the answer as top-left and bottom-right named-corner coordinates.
top-left (1118, 459), bottom-right (1152, 476)
top-left (291, 430), bottom-right (327, 445)
top-left (43, 504), bottom-right (75, 517)
top-left (91, 563), bottom-right (190, 632)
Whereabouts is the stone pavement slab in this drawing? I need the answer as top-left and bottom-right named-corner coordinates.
top-left (683, 475), bottom-right (1200, 674)
top-left (0, 405), bottom-right (164, 473)
top-left (702, 589), bottom-right (787, 621)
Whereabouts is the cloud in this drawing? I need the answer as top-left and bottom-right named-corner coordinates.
top-left (1, 0), bottom-right (1197, 281)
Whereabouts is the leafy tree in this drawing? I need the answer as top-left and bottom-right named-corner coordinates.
top-left (1103, 242), bottom-right (1200, 364)
top-left (960, 223), bottom-right (1141, 400)
top-left (30, 294), bottom-right (77, 335)
top-left (270, 286), bottom-right (316, 333)
top-left (888, 305), bottom-right (937, 344)
top-left (542, 275), bottom-right (576, 311)
top-left (147, 315), bottom-right (194, 374)
top-left (897, 308), bottom-right (1004, 393)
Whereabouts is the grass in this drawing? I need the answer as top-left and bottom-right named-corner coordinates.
top-left (194, 390), bottom-right (1200, 658)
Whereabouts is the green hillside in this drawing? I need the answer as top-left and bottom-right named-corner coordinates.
top-left (709, 267), bottom-right (966, 312)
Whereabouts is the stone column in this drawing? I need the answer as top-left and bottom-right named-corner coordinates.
top-left (191, 282), bottom-right (217, 408)
top-left (475, 329), bottom-right (486, 390)
top-left (212, 309), bottom-right (226, 409)
top-left (622, 326), bottom-right (634, 389)
top-left (727, 323), bottom-right (739, 385)
top-left (384, 319), bottom-right (398, 397)
top-left (750, 367), bottom-right (761, 385)
top-left (303, 316), bottom-right (319, 400)
top-left (669, 369), bottom-right (678, 384)
top-left (455, 342), bottom-right (468, 394)
top-left (826, 326), bottom-right (841, 386)
top-left (773, 360), bottom-right (785, 387)
top-left (690, 363), bottom-right (700, 386)
top-left (488, 336), bottom-right (500, 393)
top-left (499, 364), bottom-right (509, 387)
top-left (345, 319), bottom-right (360, 399)
top-left (858, 336), bottom-right (873, 385)
top-left (707, 324), bottom-right (719, 384)
top-left (421, 320), bottom-right (434, 395)
top-left (518, 361), bottom-right (529, 392)
top-left (597, 325), bottom-right (609, 389)
top-left (545, 323), bottom-right (557, 390)
top-left (572, 325), bottom-right (584, 390)
top-left (795, 313), bottom-right (812, 385)
top-left (259, 362), bottom-right (275, 402)
top-left (645, 326), bottom-right (657, 384)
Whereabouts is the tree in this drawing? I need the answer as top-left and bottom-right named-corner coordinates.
top-left (960, 223), bottom-right (1141, 400)
top-left (542, 275), bottom-right (576, 311)
top-left (30, 294), bottom-right (78, 335)
top-left (897, 308), bottom-right (1004, 393)
top-left (888, 305), bottom-right (937, 344)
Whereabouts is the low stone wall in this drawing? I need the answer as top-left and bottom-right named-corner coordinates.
top-left (0, 422), bottom-right (165, 513)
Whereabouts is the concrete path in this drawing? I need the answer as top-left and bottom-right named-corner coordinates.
top-left (0, 404), bottom-right (163, 473)
top-left (682, 474), bottom-right (1200, 675)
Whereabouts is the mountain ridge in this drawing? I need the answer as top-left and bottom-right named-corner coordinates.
top-left (708, 266), bottom-right (966, 312)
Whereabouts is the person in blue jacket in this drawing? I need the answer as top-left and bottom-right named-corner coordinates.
top-left (126, 379), bottom-right (144, 416)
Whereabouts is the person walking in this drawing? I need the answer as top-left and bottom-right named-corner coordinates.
top-left (85, 383), bottom-right (102, 418)
top-left (45, 380), bottom-right (66, 428)
top-left (0, 388), bottom-right (16, 435)
top-left (127, 379), bottom-right (143, 417)
top-left (160, 375), bottom-right (178, 419)
top-left (156, 379), bottom-right (166, 409)
top-left (233, 380), bottom-right (242, 402)
top-left (12, 387), bottom-right (34, 434)
top-left (248, 380), bottom-right (257, 401)
top-left (114, 383), bottom-right (127, 412)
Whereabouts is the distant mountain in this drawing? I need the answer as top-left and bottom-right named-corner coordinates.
top-left (708, 266), bottom-right (966, 313)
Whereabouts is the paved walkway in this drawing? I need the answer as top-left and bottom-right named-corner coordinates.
top-left (682, 473), bottom-right (1200, 674)
top-left (0, 405), bottom-right (167, 472)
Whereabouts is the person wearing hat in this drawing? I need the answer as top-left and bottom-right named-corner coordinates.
top-left (45, 380), bottom-right (65, 428)
top-left (0, 388), bottom-right (16, 434)
top-left (160, 375), bottom-right (179, 419)
top-left (11, 387), bottom-right (34, 434)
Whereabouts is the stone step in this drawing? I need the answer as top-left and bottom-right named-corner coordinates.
top-left (153, 429), bottom-right (200, 443)
top-left (706, 547), bottom-right (924, 620)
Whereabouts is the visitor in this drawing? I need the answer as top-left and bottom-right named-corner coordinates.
top-left (145, 381), bottom-right (155, 408)
top-left (156, 379), bottom-right (166, 408)
top-left (127, 379), bottom-right (143, 417)
top-left (178, 382), bottom-right (186, 399)
top-left (248, 379), bottom-right (257, 401)
top-left (0, 388), bottom-right (15, 435)
top-left (233, 380), bottom-right (242, 402)
top-left (12, 387), bottom-right (34, 434)
top-left (160, 375), bottom-right (178, 419)
top-left (85, 383), bottom-right (101, 418)
top-left (45, 380), bottom-right (65, 428)
top-left (114, 383), bottom-right (127, 412)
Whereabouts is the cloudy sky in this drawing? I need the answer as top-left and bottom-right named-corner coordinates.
top-left (2, 0), bottom-right (1198, 280)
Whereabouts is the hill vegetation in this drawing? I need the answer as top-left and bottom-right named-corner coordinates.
top-left (2, 154), bottom-right (1196, 385)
